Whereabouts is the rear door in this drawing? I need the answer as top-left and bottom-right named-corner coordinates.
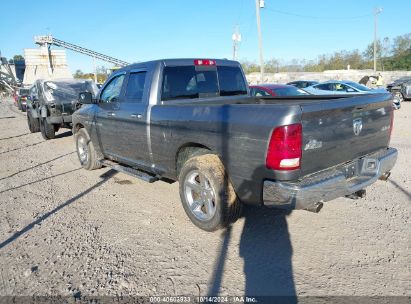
top-left (300, 94), bottom-right (392, 175)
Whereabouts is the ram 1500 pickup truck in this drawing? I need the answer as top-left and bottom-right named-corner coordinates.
top-left (73, 59), bottom-right (398, 231)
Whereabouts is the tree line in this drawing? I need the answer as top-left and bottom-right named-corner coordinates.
top-left (241, 32), bottom-right (411, 74)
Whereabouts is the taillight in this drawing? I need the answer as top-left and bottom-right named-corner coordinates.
top-left (194, 59), bottom-right (216, 66)
top-left (389, 108), bottom-right (394, 144)
top-left (266, 123), bottom-right (302, 170)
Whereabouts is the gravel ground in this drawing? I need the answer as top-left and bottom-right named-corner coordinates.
top-left (0, 97), bottom-right (409, 298)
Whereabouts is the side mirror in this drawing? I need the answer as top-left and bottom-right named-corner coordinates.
top-left (79, 92), bottom-right (94, 104)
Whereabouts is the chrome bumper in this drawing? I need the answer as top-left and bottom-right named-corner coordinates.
top-left (263, 148), bottom-right (398, 210)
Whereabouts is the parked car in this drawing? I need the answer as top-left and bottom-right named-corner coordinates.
top-left (386, 77), bottom-right (411, 103)
top-left (304, 80), bottom-right (387, 95)
top-left (304, 80), bottom-right (401, 109)
top-left (287, 80), bottom-right (319, 89)
top-left (250, 84), bottom-right (309, 97)
top-left (27, 79), bottom-right (98, 139)
top-left (73, 58), bottom-right (397, 231)
top-left (17, 88), bottom-right (30, 112)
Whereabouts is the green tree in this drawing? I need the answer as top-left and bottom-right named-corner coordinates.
top-left (392, 33), bottom-right (411, 56)
top-left (73, 69), bottom-right (84, 78)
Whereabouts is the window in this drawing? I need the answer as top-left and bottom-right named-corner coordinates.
top-left (251, 88), bottom-right (271, 97)
top-left (315, 84), bottom-right (332, 91)
top-left (217, 66), bottom-right (247, 96)
top-left (161, 65), bottom-right (247, 101)
top-left (125, 72), bottom-right (147, 101)
top-left (271, 87), bottom-right (309, 96)
top-left (100, 74), bottom-right (125, 103)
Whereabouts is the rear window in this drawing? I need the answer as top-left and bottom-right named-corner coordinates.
top-left (19, 89), bottom-right (29, 95)
top-left (161, 65), bottom-right (247, 101)
top-left (125, 72), bottom-right (147, 101)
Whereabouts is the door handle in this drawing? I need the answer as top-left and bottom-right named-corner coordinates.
top-left (107, 112), bottom-right (116, 117)
top-left (131, 113), bottom-right (143, 119)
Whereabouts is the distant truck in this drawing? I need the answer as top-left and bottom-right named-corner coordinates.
top-left (386, 77), bottom-right (411, 103)
top-left (27, 79), bottom-right (98, 139)
top-left (73, 58), bottom-right (398, 231)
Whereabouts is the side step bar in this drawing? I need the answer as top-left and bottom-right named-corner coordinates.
top-left (100, 160), bottom-right (159, 183)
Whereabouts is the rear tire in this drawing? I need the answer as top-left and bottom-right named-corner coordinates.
top-left (394, 91), bottom-right (404, 103)
top-left (75, 128), bottom-right (102, 171)
top-left (40, 118), bottom-right (55, 140)
top-left (27, 110), bottom-right (40, 133)
top-left (21, 105), bottom-right (26, 112)
top-left (178, 154), bottom-right (242, 231)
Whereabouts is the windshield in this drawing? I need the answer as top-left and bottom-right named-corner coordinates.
top-left (42, 80), bottom-right (99, 102)
top-left (19, 89), bottom-right (30, 95)
top-left (345, 82), bottom-right (371, 91)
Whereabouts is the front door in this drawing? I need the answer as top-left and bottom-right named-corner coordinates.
top-left (113, 70), bottom-right (151, 168)
top-left (96, 73), bottom-right (126, 157)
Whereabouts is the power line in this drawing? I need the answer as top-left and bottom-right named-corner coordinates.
top-left (265, 7), bottom-right (372, 20)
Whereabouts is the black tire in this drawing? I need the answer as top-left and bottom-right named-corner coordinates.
top-left (21, 105), bottom-right (27, 112)
top-left (40, 117), bottom-right (55, 140)
top-left (74, 128), bottom-right (102, 170)
top-left (178, 154), bottom-right (242, 231)
top-left (394, 91), bottom-right (404, 103)
top-left (27, 110), bottom-right (40, 133)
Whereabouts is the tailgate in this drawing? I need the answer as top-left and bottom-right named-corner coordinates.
top-left (300, 93), bottom-right (392, 176)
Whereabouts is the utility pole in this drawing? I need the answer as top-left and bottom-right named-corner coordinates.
top-left (232, 25), bottom-right (241, 61)
top-left (255, 0), bottom-right (264, 83)
top-left (374, 7), bottom-right (383, 72)
top-left (92, 57), bottom-right (97, 83)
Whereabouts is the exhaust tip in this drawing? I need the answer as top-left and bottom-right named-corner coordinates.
top-left (379, 172), bottom-right (391, 181)
top-left (305, 202), bottom-right (323, 213)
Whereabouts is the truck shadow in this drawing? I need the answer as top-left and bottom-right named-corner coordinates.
top-left (208, 151), bottom-right (296, 300)
top-left (389, 179), bottom-right (411, 200)
top-left (54, 130), bottom-right (73, 139)
top-left (239, 206), bottom-right (296, 301)
top-left (0, 169), bottom-right (117, 250)
top-left (208, 206), bottom-right (296, 301)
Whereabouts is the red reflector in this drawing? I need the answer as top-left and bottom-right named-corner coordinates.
top-left (266, 123), bottom-right (302, 171)
top-left (194, 59), bottom-right (216, 66)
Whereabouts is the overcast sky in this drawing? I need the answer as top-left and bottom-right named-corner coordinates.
top-left (1, 0), bottom-right (410, 73)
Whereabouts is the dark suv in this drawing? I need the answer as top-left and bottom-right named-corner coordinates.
top-left (17, 88), bottom-right (30, 112)
top-left (27, 79), bottom-right (98, 139)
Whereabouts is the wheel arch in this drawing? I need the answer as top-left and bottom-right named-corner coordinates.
top-left (175, 142), bottom-right (217, 177)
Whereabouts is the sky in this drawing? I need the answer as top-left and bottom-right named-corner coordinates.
top-left (0, 0), bottom-right (410, 74)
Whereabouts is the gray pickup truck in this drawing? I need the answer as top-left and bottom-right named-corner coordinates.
top-left (73, 59), bottom-right (397, 231)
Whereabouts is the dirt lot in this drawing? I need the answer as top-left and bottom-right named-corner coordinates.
top-left (0, 97), bottom-right (409, 298)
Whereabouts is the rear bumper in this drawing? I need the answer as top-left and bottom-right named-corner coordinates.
top-left (263, 148), bottom-right (398, 210)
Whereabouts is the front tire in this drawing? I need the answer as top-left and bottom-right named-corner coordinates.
top-left (178, 154), bottom-right (242, 231)
top-left (40, 118), bottom-right (55, 140)
top-left (394, 91), bottom-right (404, 103)
top-left (75, 128), bottom-right (102, 170)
